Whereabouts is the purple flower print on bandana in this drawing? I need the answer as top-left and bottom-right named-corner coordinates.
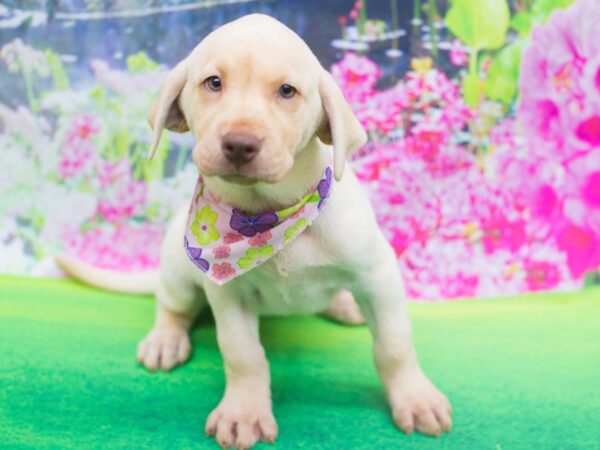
top-left (230, 209), bottom-right (279, 237)
top-left (184, 236), bottom-right (210, 272)
top-left (184, 145), bottom-right (335, 285)
top-left (317, 167), bottom-right (333, 210)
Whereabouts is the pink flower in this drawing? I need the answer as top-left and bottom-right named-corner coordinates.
top-left (532, 185), bottom-right (559, 218)
top-left (349, 9), bottom-right (359, 20)
top-left (212, 263), bottom-right (236, 281)
top-left (524, 260), bottom-right (561, 291)
top-left (575, 115), bottom-right (600, 146)
top-left (62, 223), bottom-right (163, 271)
top-left (212, 245), bottom-right (231, 259)
top-left (449, 39), bottom-right (468, 66)
top-left (481, 216), bottom-right (526, 255)
top-left (248, 231), bottom-right (272, 247)
top-left (556, 223), bottom-right (600, 278)
top-left (330, 53), bottom-right (381, 103)
top-left (98, 179), bottom-right (147, 223)
top-left (582, 171), bottom-right (600, 207)
top-left (519, 0), bottom-right (600, 154)
top-left (390, 228), bottom-right (410, 257)
top-left (97, 159), bottom-right (131, 188)
top-left (223, 232), bottom-right (244, 244)
top-left (58, 115), bottom-right (101, 180)
top-left (59, 141), bottom-right (95, 179)
top-left (440, 272), bottom-right (479, 299)
top-left (68, 114), bottom-right (100, 141)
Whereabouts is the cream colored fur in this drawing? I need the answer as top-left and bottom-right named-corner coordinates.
top-left (58, 14), bottom-right (452, 449)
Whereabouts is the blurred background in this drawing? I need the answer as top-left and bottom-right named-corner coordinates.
top-left (1, 0), bottom-right (599, 300)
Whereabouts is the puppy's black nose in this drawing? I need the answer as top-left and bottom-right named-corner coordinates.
top-left (222, 132), bottom-right (261, 165)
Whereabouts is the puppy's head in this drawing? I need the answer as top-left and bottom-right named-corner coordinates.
top-left (148, 14), bottom-right (366, 184)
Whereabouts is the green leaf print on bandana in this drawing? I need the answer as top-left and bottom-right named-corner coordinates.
top-left (283, 218), bottom-right (308, 244)
top-left (238, 245), bottom-right (274, 269)
top-left (191, 204), bottom-right (220, 245)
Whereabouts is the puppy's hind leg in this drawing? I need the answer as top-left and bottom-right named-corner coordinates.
top-left (137, 278), bottom-right (205, 372)
top-left (321, 288), bottom-right (366, 325)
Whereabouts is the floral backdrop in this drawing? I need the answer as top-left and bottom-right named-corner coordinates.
top-left (1, 0), bottom-right (599, 299)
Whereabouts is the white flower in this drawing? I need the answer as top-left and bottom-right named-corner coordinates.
top-left (34, 184), bottom-right (98, 241)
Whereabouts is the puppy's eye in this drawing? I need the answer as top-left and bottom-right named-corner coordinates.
top-left (278, 84), bottom-right (297, 99)
top-left (204, 76), bottom-right (222, 92)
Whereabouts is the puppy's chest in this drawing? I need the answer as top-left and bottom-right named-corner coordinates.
top-left (246, 231), bottom-right (354, 315)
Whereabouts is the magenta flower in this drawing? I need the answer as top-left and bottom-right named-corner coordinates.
top-left (331, 53), bottom-right (381, 103)
top-left (58, 115), bottom-right (101, 180)
top-left (98, 179), bottom-right (147, 224)
top-left (449, 39), bottom-right (468, 66)
top-left (481, 215), bottom-right (526, 255)
top-left (532, 185), bottom-right (559, 219)
top-left (69, 114), bottom-right (101, 141)
top-left (62, 223), bottom-right (163, 271)
top-left (556, 223), bottom-right (600, 278)
top-left (524, 260), bottom-right (561, 292)
top-left (519, 0), bottom-right (600, 154)
top-left (58, 141), bottom-right (95, 179)
top-left (97, 159), bottom-right (131, 188)
top-left (575, 116), bottom-right (600, 146)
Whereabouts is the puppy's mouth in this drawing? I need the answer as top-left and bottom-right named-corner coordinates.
top-left (195, 158), bottom-right (292, 185)
top-left (192, 141), bottom-right (294, 185)
top-left (220, 174), bottom-right (260, 186)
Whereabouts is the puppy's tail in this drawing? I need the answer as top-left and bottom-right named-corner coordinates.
top-left (55, 255), bottom-right (159, 295)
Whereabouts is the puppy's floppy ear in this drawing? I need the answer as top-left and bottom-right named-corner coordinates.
top-left (148, 59), bottom-right (190, 159)
top-left (317, 69), bottom-right (367, 181)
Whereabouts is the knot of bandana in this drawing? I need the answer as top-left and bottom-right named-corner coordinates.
top-left (184, 152), bottom-right (334, 285)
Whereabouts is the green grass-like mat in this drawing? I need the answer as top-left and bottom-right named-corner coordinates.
top-left (1, 276), bottom-right (599, 449)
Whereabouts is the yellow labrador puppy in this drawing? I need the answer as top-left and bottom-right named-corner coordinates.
top-left (58, 14), bottom-right (451, 449)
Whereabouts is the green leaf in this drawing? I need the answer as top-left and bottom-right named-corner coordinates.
top-left (45, 49), bottom-right (70, 90)
top-left (532, 0), bottom-right (576, 21)
top-left (511, 0), bottom-right (576, 37)
top-left (510, 12), bottom-right (534, 36)
top-left (484, 40), bottom-right (524, 106)
top-left (462, 73), bottom-right (483, 108)
top-left (445, 0), bottom-right (510, 51)
top-left (126, 52), bottom-right (158, 74)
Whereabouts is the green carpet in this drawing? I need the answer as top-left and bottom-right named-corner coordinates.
top-left (1, 276), bottom-right (599, 450)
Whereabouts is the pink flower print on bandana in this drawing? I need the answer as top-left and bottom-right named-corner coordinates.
top-left (183, 148), bottom-right (334, 285)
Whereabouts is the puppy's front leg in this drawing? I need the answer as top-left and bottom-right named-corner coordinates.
top-left (204, 282), bottom-right (277, 450)
top-left (354, 243), bottom-right (452, 437)
top-left (137, 279), bottom-right (201, 371)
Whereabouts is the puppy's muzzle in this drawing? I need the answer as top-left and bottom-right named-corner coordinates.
top-left (222, 132), bottom-right (262, 165)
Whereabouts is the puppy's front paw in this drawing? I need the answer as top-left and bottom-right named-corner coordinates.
top-left (136, 327), bottom-right (191, 371)
top-left (388, 369), bottom-right (452, 437)
top-left (205, 395), bottom-right (278, 449)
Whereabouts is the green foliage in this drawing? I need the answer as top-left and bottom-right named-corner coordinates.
top-left (512, 0), bottom-right (576, 36)
top-left (126, 52), bottom-right (159, 74)
top-left (484, 40), bottom-right (524, 107)
top-left (45, 49), bottom-right (69, 91)
top-left (446, 0), bottom-right (511, 108)
top-left (445, 0), bottom-right (576, 109)
top-left (462, 73), bottom-right (483, 109)
top-left (445, 0), bottom-right (511, 52)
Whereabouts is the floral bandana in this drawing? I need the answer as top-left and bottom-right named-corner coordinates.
top-left (184, 154), bottom-right (334, 285)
